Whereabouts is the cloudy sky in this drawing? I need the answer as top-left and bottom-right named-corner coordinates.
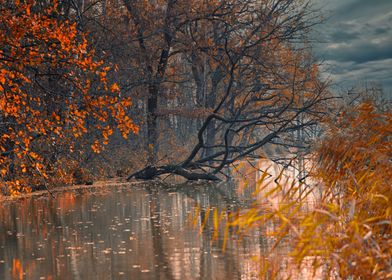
top-left (312, 0), bottom-right (392, 97)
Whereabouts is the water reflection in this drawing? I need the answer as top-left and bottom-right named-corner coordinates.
top-left (0, 182), bottom-right (264, 280)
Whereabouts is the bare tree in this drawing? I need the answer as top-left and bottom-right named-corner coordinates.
top-left (127, 0), bottom-right (331, 180)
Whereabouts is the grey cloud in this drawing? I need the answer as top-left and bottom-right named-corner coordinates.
top-left (323, 38), bottom-right (392, 63)
top-left (333, 0), bottom-right (391, 20)
top-left (313, 0), bottom-right (392, 93)
top-left (373, 27), bottom-right (390, 36)
top-left (322, 59), bottom-right (392, 96)
top-left (329, 30), bottom-right (360, 42)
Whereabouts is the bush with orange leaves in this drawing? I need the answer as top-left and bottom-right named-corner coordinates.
top-left (0, 1), bottom-right (138, 196)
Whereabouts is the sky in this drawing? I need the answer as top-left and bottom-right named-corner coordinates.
top-left (312, 0), bottom-right (392, 97)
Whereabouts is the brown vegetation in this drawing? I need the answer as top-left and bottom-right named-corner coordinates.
top-left (190, 99), bottom-right (391, 279)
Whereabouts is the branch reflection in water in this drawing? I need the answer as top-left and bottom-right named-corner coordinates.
top-left (0, 177), bottom-right (283, 280)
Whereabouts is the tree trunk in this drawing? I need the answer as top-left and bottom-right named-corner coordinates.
top-left (147, 85), bottom-right (159, 165)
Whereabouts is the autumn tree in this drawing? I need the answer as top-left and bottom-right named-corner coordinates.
top-left (44, 0), bottom-right (329, 181)
top-left (0, 0), bottom-right (138, 195)
top-left (126, 0), bottom-right (330, 180)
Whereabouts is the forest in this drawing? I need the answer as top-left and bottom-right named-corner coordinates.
top-left (0, 0), bottom-right (391, 279)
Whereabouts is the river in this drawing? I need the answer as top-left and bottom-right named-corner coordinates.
top-left (0, 181), bottom-right (280, 280)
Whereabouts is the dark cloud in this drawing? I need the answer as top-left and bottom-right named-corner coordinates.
top-left (333, 0), bottom-right (391, 20)
top-left (323, 39), bottom-right (392, 64)
top-left (374, 27), bottom-right (390, 36)
top-left (322, 59), bottom-right (392, 97)
top-left (313, 0), bottom-right (392, 95)
top-left (329, 30), bottom-right (360, 42)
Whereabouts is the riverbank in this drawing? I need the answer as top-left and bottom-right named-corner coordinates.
top-left (0, 177), bottom-right (220, 203)
top-left (0, 178), bottom-right (139, 202)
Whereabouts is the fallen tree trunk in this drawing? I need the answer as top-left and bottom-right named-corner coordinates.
top-left (127, 165), bottom-right (220, 181)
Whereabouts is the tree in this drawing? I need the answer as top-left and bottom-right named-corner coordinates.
top-left (127, 0), bottom-right (330, 180)
top-left (117, 0), bottom-right (177, 164)
top-left (0, 0), bottom-right (138, 196)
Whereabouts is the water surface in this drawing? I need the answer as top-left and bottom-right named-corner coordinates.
top-left (0, 182), bottom-right (270, 280)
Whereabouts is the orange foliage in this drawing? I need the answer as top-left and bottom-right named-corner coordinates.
top-left (307, 101), bottom-right (392, 278)
top-left (0, 1), bottom-right (138, 195)
top-left (12, 258), bottom-right (23, 280)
